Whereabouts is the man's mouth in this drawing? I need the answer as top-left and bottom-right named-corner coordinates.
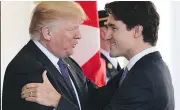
top-left (72, 43), bottom-right (77, 48)
top-left (110, 41), bottom-right (115, 46)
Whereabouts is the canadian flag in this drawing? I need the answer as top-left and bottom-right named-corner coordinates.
top-left (70, 1), bottom-right (106, 87)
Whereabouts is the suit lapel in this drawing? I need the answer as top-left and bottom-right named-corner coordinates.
top-left (63, 59), bottom-right (82, 97)
top-left (26, 40), bottom-right (76, 101)
top-left (120, 51), bottom-right (162, 87)
top-left (64, 58), bottom-right (91, 107)
top-left (43, 61), bottom-right (77, 102)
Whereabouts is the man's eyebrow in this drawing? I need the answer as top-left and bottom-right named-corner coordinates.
top-left (68, 25), bottom-right (79, 30)
top-left (107, 23), bottom-right (116, 27)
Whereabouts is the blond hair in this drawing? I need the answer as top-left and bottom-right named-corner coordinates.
top-left (29, 1), bottom-right (87, 40)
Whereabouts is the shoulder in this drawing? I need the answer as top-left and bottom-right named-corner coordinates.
top-left (64, 57), bottom-right (82, 69)
top-left (64, 57), bottom-right (84, 75)
top-left (144, 59), bottom-right (171, 82)
top-left (5, 45), bottom-right (40, 74)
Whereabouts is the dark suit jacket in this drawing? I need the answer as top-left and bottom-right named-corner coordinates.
top-left (90, 51), bottom-right (174, 110)
top-left (101, 53), bottom-right (121, 79)
top-left (2, 40), bottom-right (93, 110)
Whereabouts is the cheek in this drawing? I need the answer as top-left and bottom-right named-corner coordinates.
top-left (66, 38), bottom-right (73, 47)
top-left (113, 34), bottom-right (128, 49)
top-left (51, 34), bottom-right (64, 48)
top-left (67, 33), bottom-right (76, 44)
top-left (63, 32), bottom-right (72, 41)
top-left (113, 32), bottom-right (124, 44)
top-left (63, 37), bottom-right (73, 49)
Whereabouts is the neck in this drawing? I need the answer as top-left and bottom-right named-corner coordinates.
top-left (126, 43), bottom-right (152, 60)
top-left (39, 39), bottom-right (48, 49)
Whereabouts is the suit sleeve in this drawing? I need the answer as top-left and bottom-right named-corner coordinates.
top-left (103, 87), bottom-right (154, 110)
top-left (56, 96), bottom-right (79, 110)
top-left (103, 72), bottom-right (154, 110)
top-left (2, 63), bottom-right (53, 110)
top-left (86, 73), bottom-right (121, 110)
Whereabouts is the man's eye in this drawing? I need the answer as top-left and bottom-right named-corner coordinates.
top-left (112, 27), bottom-right (117, 30)
top-left (67, 26), bottom-right (79, 31)
top-left (67, 28), bottom-right (74, 31)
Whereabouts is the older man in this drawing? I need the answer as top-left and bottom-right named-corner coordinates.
top-left (2, 1), bottom-right (93, 110)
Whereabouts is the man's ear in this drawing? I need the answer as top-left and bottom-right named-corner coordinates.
top-left (41, 27), bottom-right (52, 40)
top-left (133, 25), bottom-right (143, 38)
top-left (100, 28), bottom-right (106, 40)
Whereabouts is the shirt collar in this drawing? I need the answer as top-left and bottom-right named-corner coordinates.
top-left (33, 40), bottom-right (59, 68)
top-left (127, 47), bottom-right (158, 71)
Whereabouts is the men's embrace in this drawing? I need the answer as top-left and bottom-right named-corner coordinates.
top-left (21, 70), bottom-right (61, 108)
top-left (2, 1), bottom-right (174, 110)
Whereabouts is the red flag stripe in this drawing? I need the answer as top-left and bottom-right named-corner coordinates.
top-left (82, 51), bottom-right (106, 87)
top-left (76, 1), bottom-right (99, 28)
top-left (75, 1), bottom-right (106, 87)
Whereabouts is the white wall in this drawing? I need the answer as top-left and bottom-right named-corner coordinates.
top-left (155, 1), bottom-right (173, 70)
top-left (1, 1), bottom-right (33, 90)
top-left (172, 2), bottom-right (180, 110)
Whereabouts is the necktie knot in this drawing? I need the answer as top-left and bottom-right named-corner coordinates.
top-left (57, 59), bottom-right (65, 67)
top-left (57, 59), bottom-right (69, 77)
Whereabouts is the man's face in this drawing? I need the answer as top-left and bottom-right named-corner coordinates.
top-left (106, 14), bottom-right (135, 58)
top-left (47, 19), bottom-right (82, 58)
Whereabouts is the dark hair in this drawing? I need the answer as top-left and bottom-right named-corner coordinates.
top-left (105, 1), bottom-right (160, 46)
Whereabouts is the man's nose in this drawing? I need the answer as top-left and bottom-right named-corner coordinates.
top-left (75, 29), bottom-right (81, 39)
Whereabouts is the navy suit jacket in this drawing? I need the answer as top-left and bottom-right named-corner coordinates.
top-left (2, 40), bottom-right (92, 110)
top-left (89, 51), bottom-right (174, 110)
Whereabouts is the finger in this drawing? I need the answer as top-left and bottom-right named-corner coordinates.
top-left (21, 92), bottom-right (31, 98)
top-left (21, 91), bottom-right (37, 98)
top-left (42, 70), bottom-right (50, 84)
top-left (22, 83), bottom-right (41, 91)
top-left (24, 97), bottom-right (37, 102)
top-left (21, 87), bottom-right (36, 96)
top-left (25, 97), bottom-right (51, 107)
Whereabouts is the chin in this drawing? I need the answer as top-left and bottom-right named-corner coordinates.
top-left (67, 51), bottom-right (73, 56)
top-left (61, 52), bottom-right (71, 58)
top-left (109, 52), bottom-right (116, 57)
top-left (110, 51), bottom-right (121, 57)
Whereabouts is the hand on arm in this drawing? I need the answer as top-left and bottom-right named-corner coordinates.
top-left (21, 70), bottom-right (61, 108)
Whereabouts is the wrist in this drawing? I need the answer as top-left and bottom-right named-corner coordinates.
top-left (53, 93), bottom-right (61, 108)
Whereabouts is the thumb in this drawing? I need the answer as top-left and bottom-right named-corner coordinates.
top-left (42, 70), bottom-right (50, 84)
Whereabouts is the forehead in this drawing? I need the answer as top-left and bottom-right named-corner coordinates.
top-left (63, 18), bottom-right (82, 25)
top-left (107, 14), bottom-right (116, 25)
top-left (54, 18), bottom-right (82, 29)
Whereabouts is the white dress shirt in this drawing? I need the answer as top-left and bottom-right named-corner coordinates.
top-left (126, 47), bottom-right (158, 71)
top-left (33, 40), bottom-right (81, 110)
